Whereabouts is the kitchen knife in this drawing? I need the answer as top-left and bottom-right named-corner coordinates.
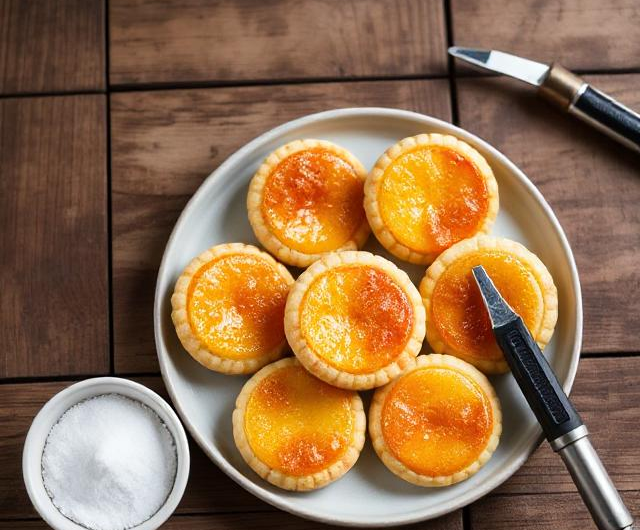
top-left (471, 265), bottom-right (635, 530)
top-left (449, 47), bottom-right (640, 152)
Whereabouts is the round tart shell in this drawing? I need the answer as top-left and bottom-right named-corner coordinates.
top-left (364, 133), bottom-right (499, 265)
top-left (247, 139), bottom-right (370, 267)
top-left (420, 235), bottom-right (558, 374)
top-left (284, 250), bottom-right (426, 390)
top-left (369, 354), bottom-right (502, 487)
top-left (233, 357), bottom-right (366, 491)
top-left (171, 243), bottom-right (294, 375)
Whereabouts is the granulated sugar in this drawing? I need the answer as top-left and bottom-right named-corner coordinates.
top-left (42, 394), bottom-right (177, 530)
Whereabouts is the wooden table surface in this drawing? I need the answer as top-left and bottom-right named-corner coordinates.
top-left (1, 1), bottom-right (639, 528)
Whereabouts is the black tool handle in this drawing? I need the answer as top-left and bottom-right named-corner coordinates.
top-left (539, 63), bottom-right (640, 153)
top-left (494, 318), bottom-right (583, 442)
top-left (571, 85), bottom-right (640, 152)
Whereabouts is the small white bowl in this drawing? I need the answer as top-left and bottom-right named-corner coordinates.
top-left (23, 377), bottom-right (190, 530)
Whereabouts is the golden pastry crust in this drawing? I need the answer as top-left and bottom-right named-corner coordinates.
top-left (247, 139), bottom-right (370, 267)
top-left (369, 354), bottom-right (502, 487)
top-left (284, 251), bottom-right (426, 390)
top-left (364, 133), bottom-right (499, 265)
top-left (232, 357), bottom-right (366, 491)
top-left (420, 235), bottom-right (558, 374)
top-left (171, 243), bottom-right (294, 374)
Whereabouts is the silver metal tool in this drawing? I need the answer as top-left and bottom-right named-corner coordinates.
top-left (472, 265), bottom-right (635, 530)
top-left (449, 46), bottom-right (640, 152)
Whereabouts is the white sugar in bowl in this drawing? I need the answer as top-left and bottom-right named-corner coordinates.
top-left (23, 377), bottom-right (190, 530)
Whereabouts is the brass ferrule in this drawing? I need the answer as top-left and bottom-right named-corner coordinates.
top-left (538, 63), bottom-right (585, 109)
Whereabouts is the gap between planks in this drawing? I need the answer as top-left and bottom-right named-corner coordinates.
top-left (1, 68), bottom-right (639, 101)
top-left (2, 352), bottom-right (639, 384)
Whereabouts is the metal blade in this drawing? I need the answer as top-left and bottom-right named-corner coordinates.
top-left (472, 266), bottom-right (519, 328)
top-left (449, 46), bottom-right (550, 86)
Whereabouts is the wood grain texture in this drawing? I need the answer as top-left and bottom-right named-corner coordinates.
top-left (451, 0), bottom-right (640, 71)
top-left (470, 491), bottom-right (639, 530)
top-left (110, 78), bottom-right (452, 373)
top-left (0, 95), bottom-right (109, 378)
top-left (495, 356), bottom-right (640, 495)
top-left (0, 0), bottom-right (105, 94)
top-left (0, 510), bottom-right (462, 530)
top-left (2, 359), bottom-right (636, 522)
top-left (0, 377), bottom-right (264, 519)
top-left (0, 380), bottom-right (70, 518)
top-left (109, 0), bottom-right (447, 86)
top-left (457, 74), bottom-right (640, 354)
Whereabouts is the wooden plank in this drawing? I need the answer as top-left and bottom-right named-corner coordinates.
top-left (0, 523), bottom-right (44, 529)
top-left (495, 356), bottom-right (640, 495)
top-left (110, 78), bottom-right (452, 373)
top-left (109, 0), bottom-right (447, 86)
top-left (457, 74), bottom-right (640, 354)
top-left (0, 377), bottom-right (264, 519)
top-left (3, 358), bottom-right (636, 520)
top-left (0, 509), bottom-right (463, 530)
top-left (0, 0), bottom-right (105, 94)
top-left (470, 491), bottom-right (639, 530)
top-left (451, 0), bottom-right (640, 71)
top-left (0, 95), bottom-right (109, 378)
top-left (0, 381), bottom-right (69, 518)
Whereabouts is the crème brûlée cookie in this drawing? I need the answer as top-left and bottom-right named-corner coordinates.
top-left (420, 236), bottom-right (558, 374)
top-left (369, 354), bottom-right (501, 487)
top-left (247, 139), bottom-right (369, 267)
top-left (233, 357), bottom-right (366, 491)
top-left (171, 243), bottom-right (294, 374)
top-left (364, 133), bottom-right (499, 264)
top-left (284, 251), bottom-right (426, 390)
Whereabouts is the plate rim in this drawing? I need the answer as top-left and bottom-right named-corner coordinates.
top-left (153, 107), bottom-right (583, 527)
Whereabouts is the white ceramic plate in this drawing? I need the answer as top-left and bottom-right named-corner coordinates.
top-left (154, 108), bottom-right (582, 527)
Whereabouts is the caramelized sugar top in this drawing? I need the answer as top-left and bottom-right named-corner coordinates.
top-left (245, 364), bottom-right (355, 476)
top-left (262, 147), bottom-right (365, 253)
top-left (300, 265), bottom-right (413, 374)
top-left (431, 250), bottom-right (543, 362)
top-left (187, 253), bottom-right (289, 359)
top-left (381, 366), bottom-right (493, 476)
top-left (379, 146), bottom-right (489, 254)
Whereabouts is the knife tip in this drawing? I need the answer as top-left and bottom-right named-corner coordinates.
top-left (471, 265), bottom-right (486, 282)
top-left (447, 46), bottom-right (492, 63)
